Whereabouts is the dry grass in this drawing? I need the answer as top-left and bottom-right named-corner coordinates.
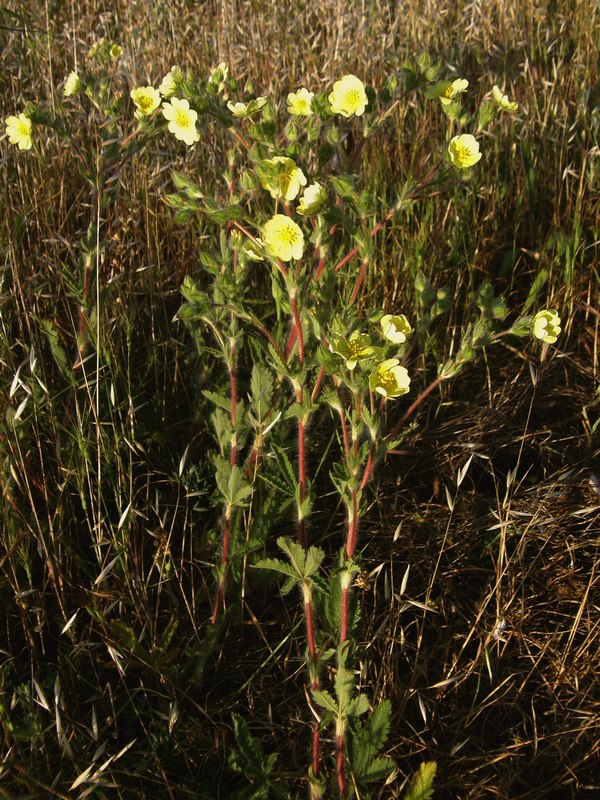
top-left (0, 0), bottom-right (598, 797)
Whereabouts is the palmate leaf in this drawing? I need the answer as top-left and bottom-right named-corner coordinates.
top-left (277, 536), bottom-right (324, 579)
top-left (402, 761), bottom-right (437, 800)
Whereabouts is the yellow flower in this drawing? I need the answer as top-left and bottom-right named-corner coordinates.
top-left (492, 85), bottom-right (518, 113)
top-left (131, 86), bottom-right (161, 119)
top-left (162, 97), bottom-right (200, 145)
top-left (227, 96), bottom-right (268, 118)
top-left (380, 314), bottom-right (413, 344)
top-left (287, 88), bottom-right (314, 117)
top-left (448, 134), bottom-right (482, 169)
top-left (159, 66), bottom-right (181, 98)
top-left (110, 43), bottom-right (123, 59)
top-left (260, 156), bottom-right (307, 202)
top-left (533, 309), bottom-right (561, 344)
top-left (369, 359), bottom-right (410, 399)
top-left (63, 71), bottom-right (81, 97)
top-left (263, 215), bottom-right (304, 262)
top-left (425, 78), bottom-right (469, 106)
top-left (5, 113), bottom-right (33, 151)
top-left (328, 74), bottom-right (368, 118)
top-left (297, 183), bottom-right (327, 216)
top-left (330, 332), bottom-right (376, 370)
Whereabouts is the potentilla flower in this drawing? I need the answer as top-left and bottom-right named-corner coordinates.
top-left (448, 134), bottom-right (482, 169)
top-left (297, 182), bottom-right (327, 216)
top-left (369, 359), bottom-right (411, 398)
top-left (328, 74), bottom-right (368, 118)
top-left (162, 97), bottom-right (200, 145)
top-left (131, 86), bottom-right (161, 119)
top-left (425, 78), bottom-right (469, 105)
top-left (263, 214), bottom-right (304, 261)
top-left (159, 66), bottom-right (182, 98)
top-left (287, 88), bottom-right (314, 116)
top-left (63, 71), bottom-right (81, 97)
top-left (227, 96), bottom-right (268, 118)
top-left (492, 85), bottom-right (519, 113)
top-left (380, 313), bottom-right (413, 344)
top-left (260, 156), bottom-right (307, 202)
top-left (5, 113), bottom-right (33, 150)
top-left (533, 309), bottom-right (561, 343)
top-left (110, 43), bottom-right (123, 59)
top-left (330, 332), bottom-right (376, 370)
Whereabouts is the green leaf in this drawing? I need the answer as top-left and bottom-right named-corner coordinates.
top-left (253, 557), bottom-right (300, 582)
top-left (402, 761), bottom-right (437, 800)
top-left (271, 444), bottom-right (297, 494)
top-left (365, 699), bottom-right (391, 754)
top-left (347, 694), bottom-right (370, 718)
top-left (311, 689), bottom-right (339, 714)
top-left (334, 664), bottom-right (354, 711)
top-left (362, 756), bottom-right (395, 782)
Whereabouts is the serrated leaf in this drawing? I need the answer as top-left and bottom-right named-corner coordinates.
top-left (366, 700), bottom-right (391, 753)
top-left (253, 557), bottom-right (300, 581)
top-left (402, 761), bottom-right (437, 800)
top-left (347, 694), bottom-right (370, 718)
top-left (334, 664), bottom-right (354, 710)
top-left (271, 444), bottom-right (297, 493)
top-left (362, 756), bottom-right (395, 782)
top-left (311, 689), bottom-right (339, 714)
top-left (204, 390), bottom-right (232, 412)
top-left (230, 713), bottom-right (267, 776)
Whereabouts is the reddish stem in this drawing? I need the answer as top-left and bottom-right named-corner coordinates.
top-left (305, 597), bottom-right (317, 668)
top-left (310, 365), bottom-right (326, 406)
top-left (336, 735), bottom-right (346, 797)
top-left (298, 416), bottom-right (307, 549)
top-left (291, 298), bottom-right (304, 362)
top-left (360, 446), bottom-right (374, 491)
top-left (340, 586), bottom-right (349, 643)
top-left (312, 724), bottom-right (321, 779)
top-left (349, 259), bottom-right (368, 306)
top-left (384, 372), bottom-right (445, 442)
top-left (346, 490), bottom-right (358, 560)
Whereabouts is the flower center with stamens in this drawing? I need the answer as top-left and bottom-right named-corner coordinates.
top-left (175, 110), bottom-right (192, 129)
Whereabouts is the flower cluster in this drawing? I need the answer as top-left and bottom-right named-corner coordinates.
top-left (329, 313), bottom-right (413, 399)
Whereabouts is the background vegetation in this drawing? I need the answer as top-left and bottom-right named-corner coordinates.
top-left (1, 0), bottom-right (598, 798)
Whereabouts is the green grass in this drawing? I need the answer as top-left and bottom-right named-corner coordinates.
top-left (1, 1), bottom-right (598, 798)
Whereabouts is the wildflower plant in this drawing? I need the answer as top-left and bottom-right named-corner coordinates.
top-left (6, 50), bottom-right (562, 800)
